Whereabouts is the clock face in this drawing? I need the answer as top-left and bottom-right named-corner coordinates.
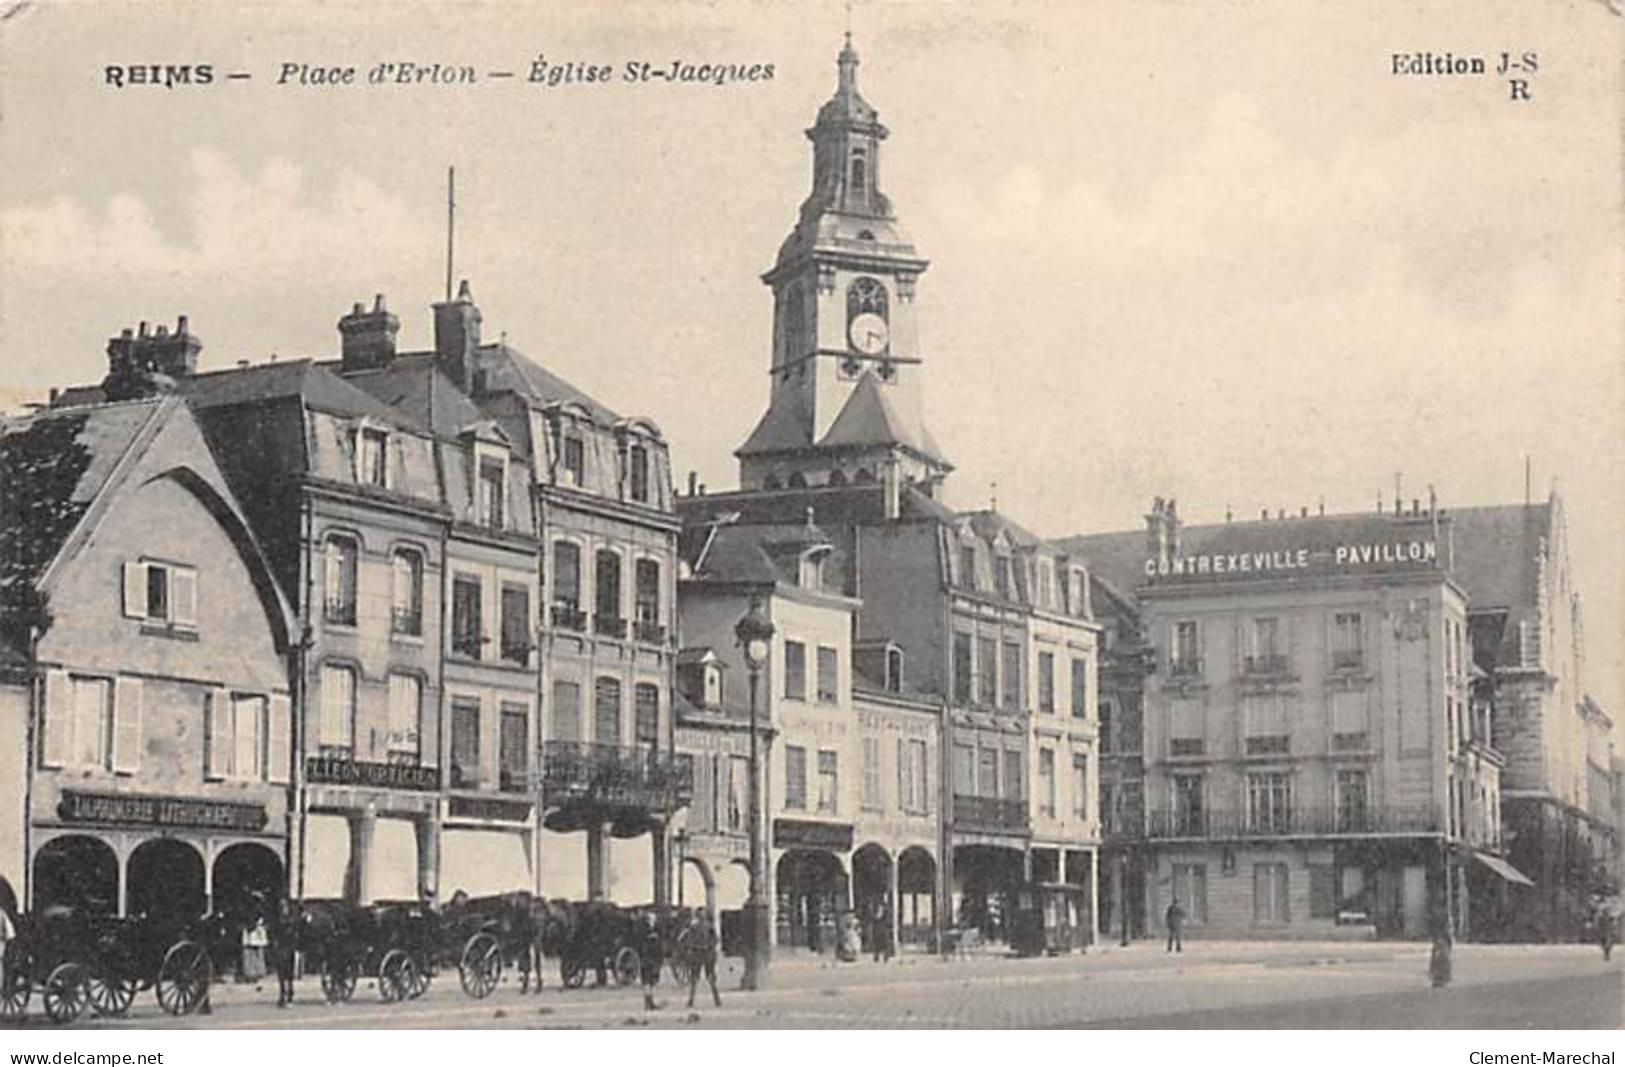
top-left (848, 312), bottom-right (889, 356)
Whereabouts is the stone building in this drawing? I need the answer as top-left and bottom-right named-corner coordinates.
top-left (0, 391), bottom-right (296, 923)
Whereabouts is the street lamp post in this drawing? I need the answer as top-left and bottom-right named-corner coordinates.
top-left (735, 596), bottom-right (776, 992)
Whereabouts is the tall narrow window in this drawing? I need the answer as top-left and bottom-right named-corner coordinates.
top-left (594, 678), bottom-right (622, 746)
top-left (1173, 864), bottom-right (1208, 924)
top-left (954, 744), bottom-right (975, 795)
top-left (960, 546), bottom-right (978, 590)
top-left (785, 746), bottom-right (807, 809)
top-left (1071, 657), bottom-right (1089, 720)
top-left (1038, 652), bottom-right (1055, 713)
top-left (1072, 754), bottom-right (1089, 819)
top-left (849, 151), bottom-right (866, 195)
top-left (816, 646), bottom-right (839, 704)
top-left (499, 703), bottom-right (528, 792)
top-left (387, 674), bottom-right (421, 763)
top-left (1000, 640), bottom-right (1022, 710)
top-left (500, 583), bottom-right (531, 665)
top-left (1332, 612), bottom-right (1364, 670)
top-left (478, 458), bottom-right (505, 528)
top-left (905, 739), bottom-right (928, 812)
top-left (551, 680), bottom-right (581, 743)
top-left (634, 559), bottom-right (661, 640)
top-left (452, 575), bottom-right (482, 659)
top-left (728, 755), bottom-right (748, 830)
top-left (324, 537), bottom-right (358, 626)
top-left (952, 633), bottom-right (972, 705)
top-left (231, 694), bottom-right (266, 781)
top-left (784, 641), bottom-right (807, 701)
top-left (359, 428), bottom-right (387, 488)
top-left (862, 737), bottom-right (882, 810)
top-left (72, 676), bottom-right (111, 769)
top-left (391, 549), bottom-right (423, 636)
top-left (976, 636), bottom-right (997, 706)
top-left (1336, 769), bottom-right (1369, 831)
top-left (1247, 617), bottom-right (1284, 674)
top-left (552, 541), bottom-right (582, 627)
top-left (561, 435), bottom-right (585, 486)
top-left (634, 683), bottom-right (660, 746)
top-left (817, 750), bottom-right (838, 813)
top-left (978, 746), bottom-right (998, 797)
top-left (1098, 699), bottom-right (1114, 754)
top-left (1002, 749), bottom-right (1023, 802)
top-left (885, 648), bottom-right (904, 693)
top-left (1173, 773), bottom-right (1204, 835)
top-left (628, 444), bottom-right (650, 503)
top-left (594, 550), bottom-right (623, 636)
top-left (1038, 748), bottom-right (1056, 817)
top-left (1253, 863), bottom-right (1290, 924)
top-left (451, 698), bottom-right (480, 788)
top-left (995, 555), bottom-right (1014, 598)
top-left (318, 665), bottom-right (355, 755)
top-left (1172, 620), bottom-right (1200, 675)
top-left (1247, 771), bottom-right (1292, 833)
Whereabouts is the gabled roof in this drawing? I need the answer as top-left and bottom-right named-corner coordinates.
top-left (816, 372), bottom-right (948, 465)
top-left (682, 522), bottom-right (835, 588)
top-left (183, 360), bottom-right (414, 428)
top-left (476, 343), bottom-right (623, 426)
top-left (1447, 503), bottom-right (1550, 613)
top-left (1, 400), bottom-right (167, 628)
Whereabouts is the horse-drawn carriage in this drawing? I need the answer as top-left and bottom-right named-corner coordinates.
top-left (0, 905), bottom-right (226, 1024)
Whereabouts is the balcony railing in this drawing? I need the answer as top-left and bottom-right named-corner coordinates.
top-left (1168, 656), bottom-right (1203, 678)
top-left (1169, 738), bottom-right (1205, 757)
top-left (1332, 650), bottom-right (1365, 671)
top-left (634, 620), bottom-right (667, 645)
top-left (324, 599), bottom-right (357, 627)
top-left (499, 769), bottom-right (531, 794)
top-left (1243, 653), bottom-right (1291, 676)
top-left (449, 764), bottom-right (481, 790)
top-left (541, 741), bottom-right (694, 810)
top-left (551, 604), bottom-right (587, 632)
top-left (1138, 806), bottom-right (1443, 841)
top-left (1331, 731), bottom-right (1370, 752)
top-left (391, 607), bottom-right (423, 637)
top-left (594, 614), bottom-right (627, 639)
top-left (1245, 735), bottom-right (1290, 756)
top-left (952, 794), bottom-right (1029, 833)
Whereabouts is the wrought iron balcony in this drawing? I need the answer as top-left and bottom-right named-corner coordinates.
top-left (1331, 731), bottom-right (1370, 752)
top-left (551, 604), bottom-right (587, 632)
top-left (594, 614), bottom-right (627, 639)
top-left (499, 769), bottom-right (531, 793)
top-left (541, 741), bottom-right (694, 810)
top-left (952, 794), bottom-right (1029, 833)
top-left (1243, 653), bottom-right (1292, 676)
top-left (1332, 650), bottom-right (1365, 671)
top-left (324, 599), bottom-right (357, 627)
top-left (1168, 656), bottom-right (1203, 678)
top-left (1244, 735), bottom-right (1291, 756)
top-left (1138, 806), bottom-right (1443, 841)
top-left (1169, 738), bottom-right (1206, 757)
top-left (634, 620), bottom-right (667, 645)
top-left (391, 607), bottom-right (423, 637)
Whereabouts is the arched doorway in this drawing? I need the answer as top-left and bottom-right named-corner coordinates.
top-left (211, 843), bottom-right (283, 922)
top-left (32, 836), bottom-right (118, 915)
top-left (827, 469), bottom-right (848, 487)
top-left (679, 856), bottom-right (716, 917)
top-left (774, 849), bottom-right (848, 951)
top-left (127, 839), bottom-right (205, 924)
top-left (851, 844), bottom-right (893, 953)
top-left (954, 844), bottom-right (1025, 944)
top-left (898, 846), bottom-right (938, 948)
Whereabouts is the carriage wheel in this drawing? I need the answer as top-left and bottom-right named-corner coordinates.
top-left (87, 971), bottom-right (138, 1017)
top-left (611, 946), bottom-right (640, 988)
top-left (0, 952), bottom-right (31, 1022)
top-left (156, 941), bottom-right (211, 1016)
top-left (560, 957), bottom-right (584, 990)
top-left (320, 958), bottom-right (358, 1004)
top-left (458, 934), bottom-right (502, 999)
top-left (43, 963), bottom-right (87, 1025)
top-left (407, 958), bottom-right (431, 1000)
top-left (378, 950), bottom-right (416, 1004)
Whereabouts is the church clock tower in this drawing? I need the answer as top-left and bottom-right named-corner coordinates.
top-left (737, 37), bottom-right (951, 494)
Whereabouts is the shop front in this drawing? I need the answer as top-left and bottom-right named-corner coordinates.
top-left (301, 754), bottom-right (440, 903)
top-left (772, 818), bottom-right (852, 951)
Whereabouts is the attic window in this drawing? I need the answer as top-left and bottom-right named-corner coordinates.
top-left (478, 457), bottom-right (505, 528)
top-left (358, 428), bottom-right (388, 488)
top-left (561, 435), bottom-right (585, 486)
top-left (885, 647), bottom-right (904, 693)
top-left (800, 548), bottom-right (827, 590)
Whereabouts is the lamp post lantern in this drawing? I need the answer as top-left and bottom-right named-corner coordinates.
top-left (735, 595), bottom-right (775, 991)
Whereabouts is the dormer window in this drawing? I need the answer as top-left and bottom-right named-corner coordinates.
top-left (800, 547), bottom-right (829, 590)
top-left (629, 443), bottom-right (650, 504)
top-left (562, 435), bottom-right (585, 487)
top-left (885, 647), bottom-right (904, 693)
top-left (959, 545), bottom-right (978, 590)
top-left (995, 554), bottom-right (1014, 598)
top-left (478, 457), bottom-right (505, 528)
top-left (358, 427), bottom-right (388, 488)
top-left (703, 664), bottom-right (722, 708)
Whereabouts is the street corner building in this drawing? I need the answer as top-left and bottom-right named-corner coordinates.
top-left (1060, 492), bottom-right (1617, 943)
top-left (0, 387), bottom-right (298, 924)
top-left (673, 35), bottom-right (1104, 957)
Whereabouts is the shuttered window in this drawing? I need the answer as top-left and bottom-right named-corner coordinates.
top-left (387, 674), bottom-right (421, 760)
top-left (319, 665), bottom-right (355, 754)
top-left (267, 694), bottom-right (292, 784)
top-left (551, 680), bottom-right (582, 742)
top-left (634, 683), bottom-right (659, 746)
top-left (785, 745), bottom-right (807, 810)
top-left (122, 561), bottom-right (197, 627)
top-left (862, 737), bottom-right (882, 810)
top-left (499, 703), bottom-right (528, 791)
top-left (111, 676), bottom-right (143, 775)
top-left (451, 698), bottom-right (480, 788)
top-left (593, 678), bottom-right (621, 745)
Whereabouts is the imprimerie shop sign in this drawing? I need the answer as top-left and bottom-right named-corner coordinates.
top-left (59, 789), bottom-right (268, 831)
top-left (1144, 538), bottom-right (1439, 581)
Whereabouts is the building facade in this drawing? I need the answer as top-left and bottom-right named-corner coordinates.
top-left (0, 394), bottom-right (296, 923)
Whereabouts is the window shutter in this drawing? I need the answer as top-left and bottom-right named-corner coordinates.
top-left (206, 688), bottom-right (231, 780)
top-left (172, 568), bottom-right (198, 627)
top-left (41, 669), bottom-right (71, 767)
top-left (896, 736), bottom-right (906, 810)
top-left (111, 676), bottom-right (143, 774)
top-left (267, 694), bottom-right (291, 784)
top-left (122, 562), bottom-right (147, 619)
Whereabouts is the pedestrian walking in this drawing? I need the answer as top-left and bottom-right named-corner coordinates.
top-left (1597, 907), bottom-right (1616, 962)
top-left (241, 916), bottom-right (269, 982)
top-left (637, 911), bottom-right (664, 1011)
top-left (679, 912), bottom-right (722, 1009)
top-left (268, 897), bottom-right (298, 1008)
top-left (1164, 898), bottom-right (1184, 953)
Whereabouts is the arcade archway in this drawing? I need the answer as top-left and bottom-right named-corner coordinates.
top-left (774, 849), bottom-right (848, 950)
top-left (32, 836), bottom-right (118, 915)
top-left (211, 842), bottom-right (283, 921)
top-left (127, 839), bottom-right (205, 923)
top-left (898, 846), bottom-right (938, 947)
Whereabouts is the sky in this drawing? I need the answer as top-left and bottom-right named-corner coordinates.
top-left (2, 0), bottom-right (1620, 720)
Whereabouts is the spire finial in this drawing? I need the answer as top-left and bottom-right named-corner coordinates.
top-left (837, 13), bottom-right (859, 90)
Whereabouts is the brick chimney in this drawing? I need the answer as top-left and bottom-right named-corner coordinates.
top-left (339, 294), bottom-right (400, 372)
top-left (102, 316), bottom-right (202, 400)
top-left (434, 279), bottom-right (481, 394)
top-left (1144, 496), bottom-right (1182, 570)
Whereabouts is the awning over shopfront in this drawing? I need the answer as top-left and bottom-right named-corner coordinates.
top-left (1472, 851), bottom-right (1535, 887)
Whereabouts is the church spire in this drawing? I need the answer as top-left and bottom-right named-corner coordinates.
top-left (837, 32), bottom-right (859, 95)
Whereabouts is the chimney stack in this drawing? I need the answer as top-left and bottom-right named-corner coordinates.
top-left (1145, 497), bottom-right (1180, 569)
top-left (339, 294), bottom-right (400, 372)
top-left (102, 315), bottom-right (202, 400)
top-left (434, 279), bottom-right (482, 395)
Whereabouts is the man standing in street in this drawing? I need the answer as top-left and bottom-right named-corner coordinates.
top-left (638, 911), bottom-right (665, 1012)
top-left (1164, 897), bottom-right (1185, 953)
